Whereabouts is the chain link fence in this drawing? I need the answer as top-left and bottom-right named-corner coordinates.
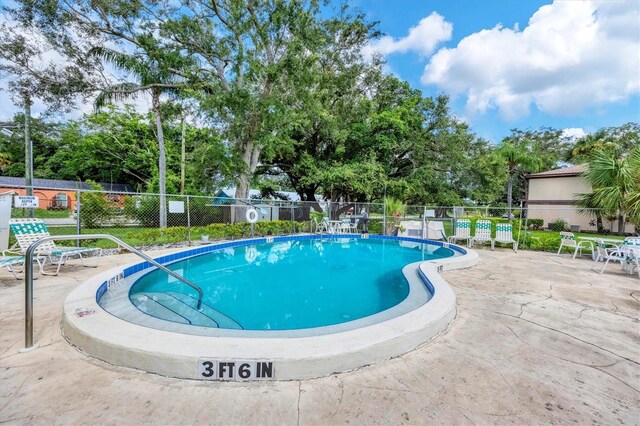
top-left (5, 185), bottom-right (637, 252)
top-left (6, 187), bottom-right (386, 249)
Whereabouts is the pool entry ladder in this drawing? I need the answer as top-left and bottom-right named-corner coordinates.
top-left (21, 234), bottom-right (204, 351)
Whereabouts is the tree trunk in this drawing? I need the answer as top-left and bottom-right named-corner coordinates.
top-left (234, 141), bottom-right (261, 200)
top-left (618, 213), bottom-right (625, 235)
top-left (507, 173), bottom-right (514, 211)
top-left (152, 91), bottom-right (167, 228)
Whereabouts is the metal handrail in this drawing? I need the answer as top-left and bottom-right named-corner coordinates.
top-left (22, 234), bottom-right (204, 351)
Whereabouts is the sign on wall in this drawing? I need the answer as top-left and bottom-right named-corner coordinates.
top-left (168, 200), bottom-right (185, 213)
top-left (14, 196), bottom-right (39, 208)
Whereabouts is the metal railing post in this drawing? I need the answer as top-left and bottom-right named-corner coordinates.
top-left (20, 234), bottom-right (204, 352)
top-left (22, 245), bottom-right (36, 351)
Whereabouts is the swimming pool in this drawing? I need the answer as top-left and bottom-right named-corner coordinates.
top-left (64, 234), bottom-right (478, 380)
top-left (128, 238), bottom-right (454, 331)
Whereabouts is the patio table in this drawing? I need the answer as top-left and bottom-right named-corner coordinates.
top-left (576, 236), bottom-right (624, 260)
top-left (327, 220), bottom-right (343, 234)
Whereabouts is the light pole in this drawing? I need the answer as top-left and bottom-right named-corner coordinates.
top-left (1, 95), bottom-right (34, 218)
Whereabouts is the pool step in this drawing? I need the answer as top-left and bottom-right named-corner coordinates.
top-left (130, 293), bottom-right (192, 325)
top-left (166, 292), bottom-right (244, 330)
top-left (131, 292), bottom-right (243, 330)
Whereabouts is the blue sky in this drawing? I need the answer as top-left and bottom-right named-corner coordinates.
top-left (346, 0), bottom-right (640, 142)
top-left (1, 0), bottom-right (638, 144)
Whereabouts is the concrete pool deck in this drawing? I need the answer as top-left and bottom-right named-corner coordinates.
top-left (1, 247), bottom-right (638, 424)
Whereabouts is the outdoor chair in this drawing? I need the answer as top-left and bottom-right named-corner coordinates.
top-left (9, 218), bottom-right (102, 276)
top-left (493, 223), bottom-right (518, 251)
top-left (349, 218), bottom-right (359, 233)
top-left (594, 239), bottom-right (626, 275)
top-left (448, 219), bottom-right (472, 247)
top-left (313, 217), bottom-right (329, 233)
top-left (426, 221), bottom-right (447, 241)
top-left (557, 231), bottom-right (593, 259)
top-left (0, 250), bottom-right (44, 280)
top-left (620, 238), bottom-right (640, 278)
top-left (471, 220), bottom-right (492, 248)
top-left (338, 219), bottom-right (352, 234)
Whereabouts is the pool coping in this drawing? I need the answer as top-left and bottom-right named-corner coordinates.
top-left (62, 234), bottom-right (479, 381)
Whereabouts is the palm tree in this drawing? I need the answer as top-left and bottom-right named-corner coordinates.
top-left (578, 146), bottom-right (639, 235)
top-left (384, 197), bottom-right (405, 235)
top-left (495, 141), bottom-right (542, 212)
top-left (92, 46), bottom-right (186, 228)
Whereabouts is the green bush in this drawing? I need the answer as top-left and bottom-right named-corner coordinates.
top-left (80, 181), bottom-right (112, 228)
top-left (527, 218), bottom-right (544, 230)
top-left (523, 232), bottom-right (561, 252)
top-left (549, 218), bottom-right (568, 232)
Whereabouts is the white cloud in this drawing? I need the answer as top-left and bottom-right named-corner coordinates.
top-left (561, 128), bottom-right (587, 140)
top-left (364, 12), bottom-right (452, 58)
top-left (421, 0), bottom-right (640, 121)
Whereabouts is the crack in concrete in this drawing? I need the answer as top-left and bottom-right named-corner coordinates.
top-left (517, 283), bottom-right (555, 319)
top-left (548, 353), bottom-right (639, 393)
top-left (0, 367), bottom-right (36, 413)
top-left (328, 381), bottom-right (344, 425)
top-left (296, 381), bottom-right (301, 426)
top-left (460, 410), bottom-right (475, 424)
top-left (358, 385), bottom-right (427, 395)
top-left (502, 324), bottom-right (638, 394)
top-left (479, 308), bottom-right (640, 366)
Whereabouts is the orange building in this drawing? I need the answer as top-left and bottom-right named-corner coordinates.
top-left (0, 177), bottom-right (134, 210)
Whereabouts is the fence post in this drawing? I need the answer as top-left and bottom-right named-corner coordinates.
top-left (291, 205), bottom-right (294, 234)
top-left (382, 202), bottom-right (387, 235)
top-left (76, 189), bottom-right (81, 247)
top-left (522, 211), bottom-right (529, 250)
top-left (186, 195), bottom-right (191, 246)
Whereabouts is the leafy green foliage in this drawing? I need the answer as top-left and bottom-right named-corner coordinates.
top-left (549, 219), bottom-right (568, 232)
top-left (526, 219), bottom-right (544, 230)
top-left (577, 145), bottom-right (640, 234)
top-left (80, 181), bottom-right (112, 228)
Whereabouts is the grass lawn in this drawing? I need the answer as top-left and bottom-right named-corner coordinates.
top-left (518, 229), bottom-right (625, 252)
top-left (11, 208), bottom-right (72, 219)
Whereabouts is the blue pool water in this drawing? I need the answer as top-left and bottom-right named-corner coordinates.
top-left (130, 238), bottom-right (454, 330)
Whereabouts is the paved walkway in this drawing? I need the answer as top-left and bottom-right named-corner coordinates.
top-left (1, 248), bottom-right (638, 424)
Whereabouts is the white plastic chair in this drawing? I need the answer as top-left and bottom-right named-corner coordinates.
top-left (9, 218), bottom-right (102, 276)
top-left (338, 219), bottom-right (351, 234)
top-left (594, 239), bottom-right (626, 275)
top-left (620, 238), bottom-right (640, 278)
top-left (493, 223), bottom-right (518, 251)
top-left (471, 220), bottom-right (492, 248)
top-left (448, 219), bottom-right (472, 247)
top-left (313, 217), bottom-right (329, 233)
top-left (557, 231), bottom-right (593, 258)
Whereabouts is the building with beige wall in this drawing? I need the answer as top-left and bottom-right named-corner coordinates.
top-left (525, 165), bottom-right (634, 233)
